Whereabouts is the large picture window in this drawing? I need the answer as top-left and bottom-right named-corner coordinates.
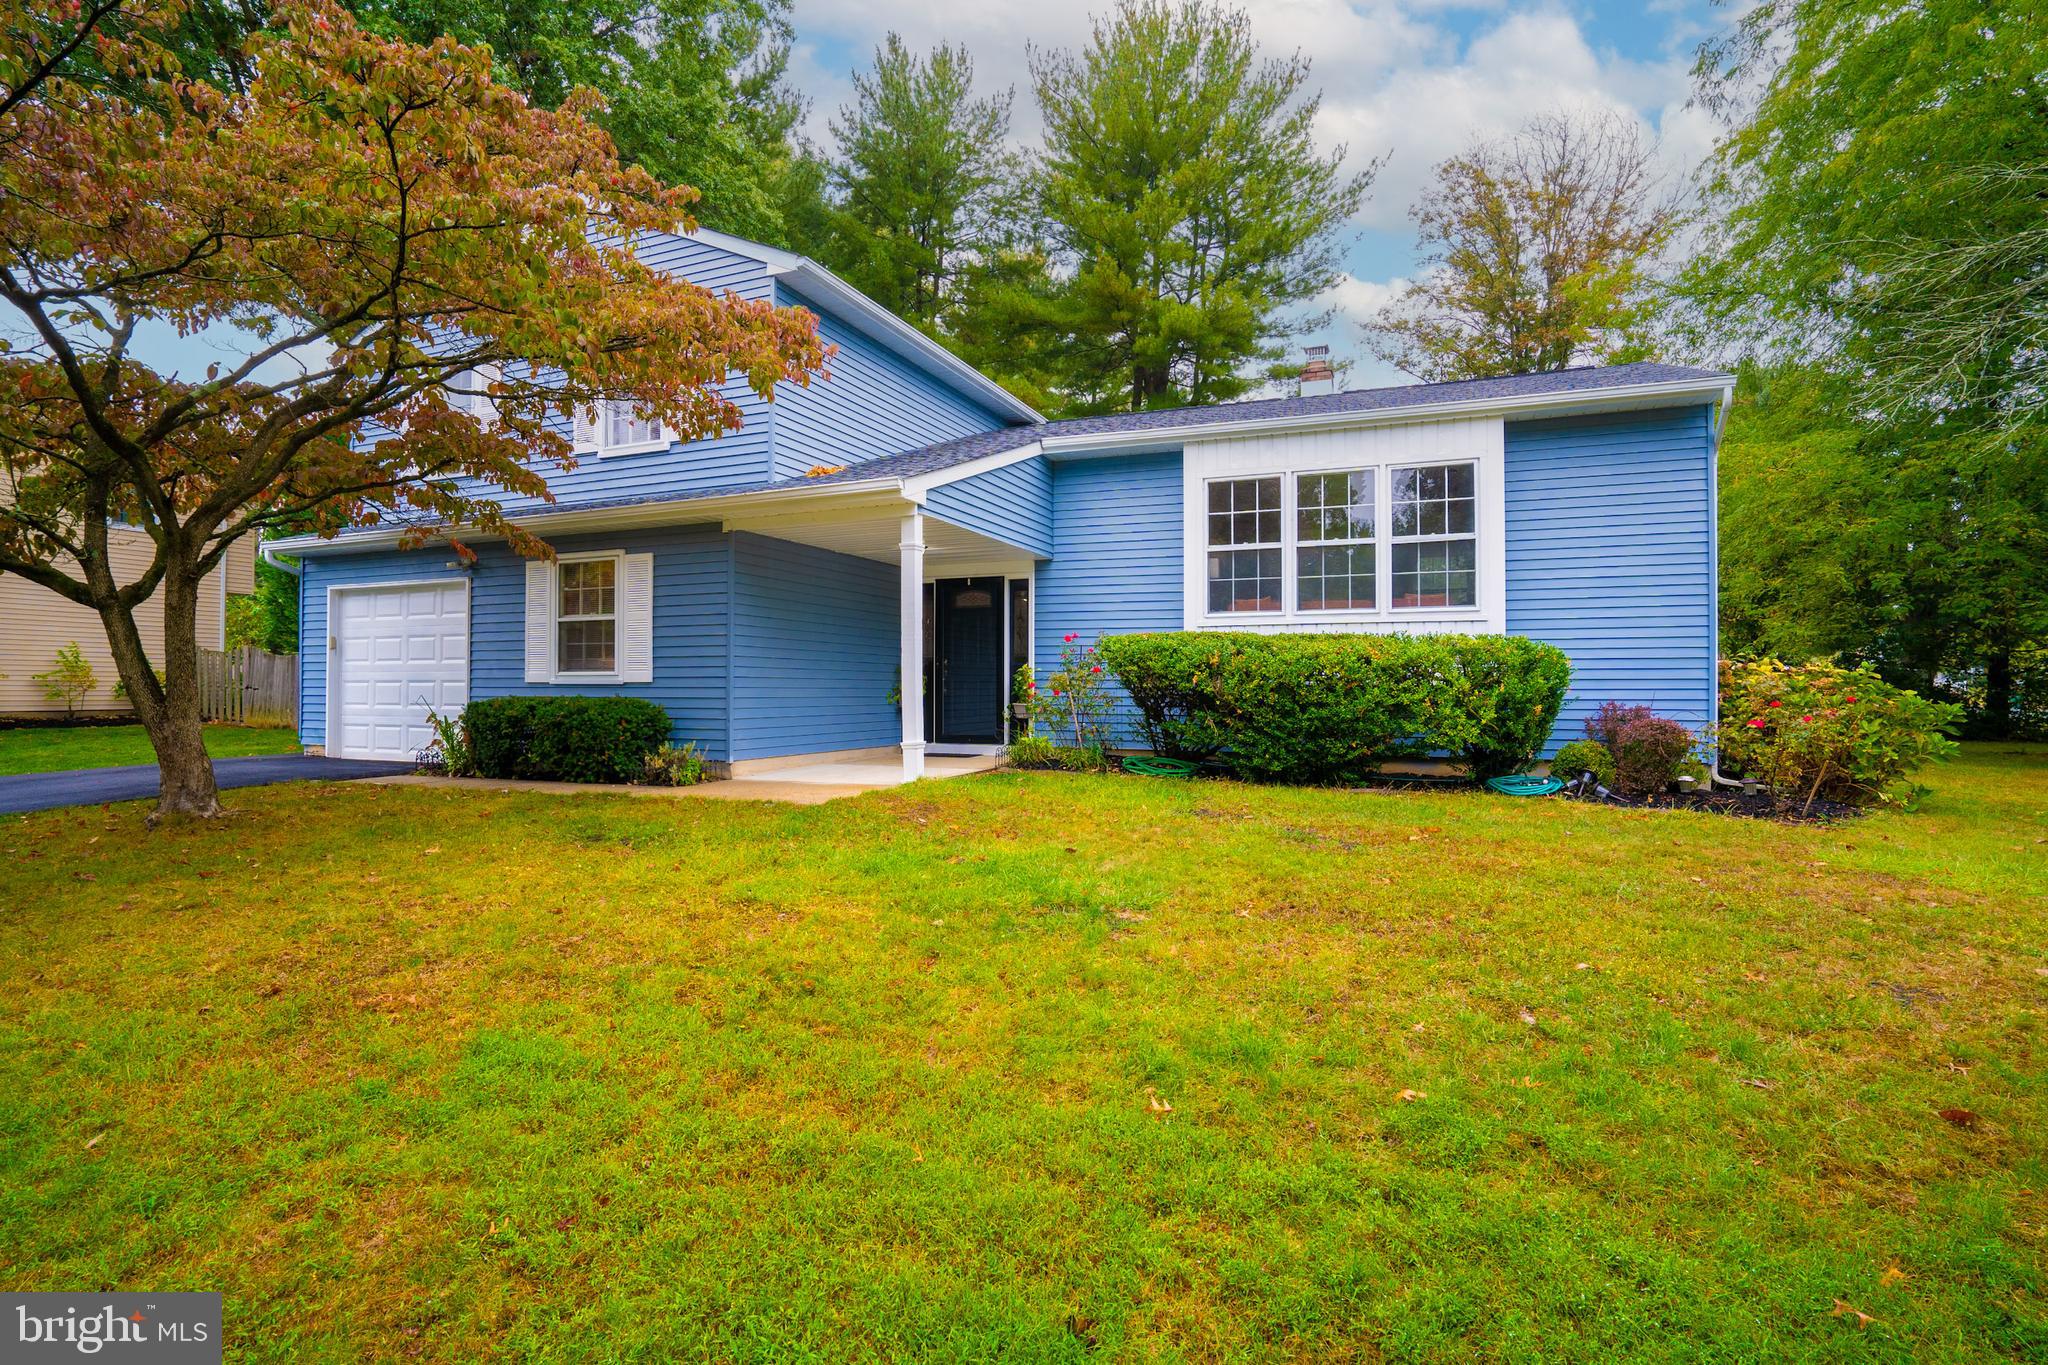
top-left (1191, 458), bottom-right (1484, 621)
top-left (556, 557), bottom-right (618, 674)
top-left (1206, 476), bottom-right (1282, 612)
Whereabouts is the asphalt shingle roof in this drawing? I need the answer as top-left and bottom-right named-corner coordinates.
top-left (778, 361), bottom-right (1730, 491)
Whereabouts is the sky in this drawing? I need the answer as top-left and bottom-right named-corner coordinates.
top-left (785, 0), bottom-right (1735, 388)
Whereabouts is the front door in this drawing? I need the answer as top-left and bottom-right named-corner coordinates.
top-left (929, 576), bottom-right (1004, 745)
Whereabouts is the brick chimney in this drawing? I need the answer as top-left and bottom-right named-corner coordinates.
top-left (1299, 345), bottom-right (1336, 398)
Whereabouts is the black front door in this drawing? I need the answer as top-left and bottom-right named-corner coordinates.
top-left (930, 576), bottom-right (1004, 744)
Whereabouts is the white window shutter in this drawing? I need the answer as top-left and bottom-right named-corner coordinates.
top-left (570, 403), bottom-right (599, 452)
top-left (473, 363), bottom-right (501, 428)
top-left (524, 559), bottom-right (553, 682)
top-left (620, 552), bottom-right (654, 684)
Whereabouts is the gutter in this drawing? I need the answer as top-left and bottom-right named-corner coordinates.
top-left (260, 539), bottom-right (302, 575)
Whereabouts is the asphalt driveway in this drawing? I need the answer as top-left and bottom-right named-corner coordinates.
top-left (0, 755), bottom-right (414, 815)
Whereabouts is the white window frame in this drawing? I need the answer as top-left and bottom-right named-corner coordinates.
top-left (1180, 416), bottom-right (1505, 633)
top-left (572, 400), bottom-right (673, 459)
top-left (550, 550), bottom-right (624, 681)
top-left (1293, 466), bottom-right (1378, 613)
top-left (446, 363), bottom-right (500, 426)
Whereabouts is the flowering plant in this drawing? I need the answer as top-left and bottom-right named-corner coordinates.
top-left (1715, 658), bottom-right (1960, 810)
top-left (1028, 633), bottom-right (1117, 754)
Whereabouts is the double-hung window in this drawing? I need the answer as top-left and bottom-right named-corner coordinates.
top-left (1206, 476), bottom-right (1283, 613)
top-left (556, 556), bottom-right (618, 675)
top-left (1295, 469), bottom-right (1376, 610)
top-left (1199, 458), bottom-right (1482, 620)
top-left (1389, 464), bottom-right (1477, 609)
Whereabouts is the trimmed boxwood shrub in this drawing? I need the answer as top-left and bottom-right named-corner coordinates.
top-left (1095, 631), bottom-right (1570, 784)
top-left (1550, 738), bottom-right (1617, 789)
top-left (463, 695), bottom-right (671, 783)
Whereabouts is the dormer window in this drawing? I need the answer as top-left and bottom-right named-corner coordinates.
top-left (446, 364), bottom-right (500, 426)
top-left (571, 400), bottom-right (673, 457)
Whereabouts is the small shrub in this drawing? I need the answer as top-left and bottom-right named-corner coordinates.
top-left (1055, 742), bottom-right (1112, 773)
top-left (1006, 733), bottom-right (1059, 769)
top-left (1584, 701), bottom-right (1656, 751)
top-left (419, 704), bottom-right (475, 776)
top-left (1550, 738), bottom-right (1616, 789)
top-left (1095, 631), bottom-right (1570, 784)
top-left (642, 740), bottom-right (708, 786)
top-left (464, 695), bottom-right (670, 783)
top-left (1613, 716), bottom-right (1693, 797)
top-left (1716, 657), bottom-right (1960, 809)
top-left (34, 643), bottom-right (97, 718)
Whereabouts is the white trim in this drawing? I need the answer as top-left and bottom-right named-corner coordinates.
top-left (902, 441), bottom-right (1046, 500)
top-left (689, 227), bottom-right (1044, 425)
top-left (324, 576), bottom-right (471, 761)
top-left (1180, 417), bottom-right (1506, 633)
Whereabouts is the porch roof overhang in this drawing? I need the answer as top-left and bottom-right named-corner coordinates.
top-left (266, 470), bottom-right (1042, 573)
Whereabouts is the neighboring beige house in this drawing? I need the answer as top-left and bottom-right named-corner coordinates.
top-left (0, 529), bottom-right (257, 717)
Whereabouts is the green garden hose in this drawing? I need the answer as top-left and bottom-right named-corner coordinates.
top-left (1122, 755), bottom-right (1201, 778)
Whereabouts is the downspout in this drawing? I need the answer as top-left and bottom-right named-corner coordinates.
top-left (259, 539), bottom-right (302, 576)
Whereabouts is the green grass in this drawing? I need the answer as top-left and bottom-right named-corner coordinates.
top-left (0, 722), bottom-right (299, 775)
top-left (1, 745), bottom-right (2043, 1362)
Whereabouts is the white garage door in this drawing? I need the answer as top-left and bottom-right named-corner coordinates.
top-left (332, 581), bottom-right (469, 761)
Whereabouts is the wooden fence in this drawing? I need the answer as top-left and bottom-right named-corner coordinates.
top-left (198, 647), bottom-right (297, 726)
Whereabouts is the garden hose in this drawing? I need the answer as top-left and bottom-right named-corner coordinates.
top-left (1483, 774), bottom-right (1566, 797)
top-left (1122, 755), bottom-right (1200, 778)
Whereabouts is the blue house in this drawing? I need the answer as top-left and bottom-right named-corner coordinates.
top-left (270, 228), bottom-right (1735, 779)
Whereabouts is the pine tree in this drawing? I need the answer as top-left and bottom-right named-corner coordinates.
top-left (1022, 0), bottom-right (1372, 414)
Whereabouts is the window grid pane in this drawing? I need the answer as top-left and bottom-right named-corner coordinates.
top-left (1207, 548), bottom-right (1282, 613)
top-left (1295, 469), bottom-right (1374, 610)
top-left (558, 619), bottom-right (617, 673)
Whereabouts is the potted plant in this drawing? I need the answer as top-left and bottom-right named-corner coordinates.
top-left (1010, 663), bottom-right (1034, 722)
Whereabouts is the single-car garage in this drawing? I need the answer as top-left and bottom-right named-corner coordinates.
top-left (329, 579), bottom-right (469, 761)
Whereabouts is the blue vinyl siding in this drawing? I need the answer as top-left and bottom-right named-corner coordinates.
top-left (1505, 405), bottom-right (1717, 752)
top-left (925, 455), bottom-right (1054, 556)
top-left (768, 283), bottom-right (1009, 480)
top-left (637, 230), bottom-right (772, 301)
top-left (1034, 452), bottom-right (1184, 743)
top-left (301, 524), bottom-right (734, 760)
top-left (728, 533), bottom-right (900, 760)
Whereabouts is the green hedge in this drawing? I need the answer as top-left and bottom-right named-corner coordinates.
top-left (464, 695), bottom-right (672, 784)
top-left (1095, 631), bottom-right (1570, 783)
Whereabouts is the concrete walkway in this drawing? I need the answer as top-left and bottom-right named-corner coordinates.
top-left (370, 752), bottom-right (1003, 806)
top-left (0, 754), bottom-right (415, 815)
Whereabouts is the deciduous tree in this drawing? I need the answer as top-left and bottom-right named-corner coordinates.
top-left (1365, 110), bottom-right (1679, 382)
top-left (0, 0), bottom-right (824, 817)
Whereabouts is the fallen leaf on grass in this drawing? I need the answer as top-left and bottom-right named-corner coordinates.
top-left (1574, 962), bottom-right (1591, 971)
top-left (1518, 1008), bottom-right (1537, 1025)
top-left (1510, 1076), bottom-right (1543, 1089)
top-left (1396, 1088), bottom-right (1426, 1103)
top-left (1880, 1264), bottom-right (1908, 1287)
top-left (1144, 1088), bottom-right (1173, 1116)
top-left (1739, 1077), bottom-right (1774, 1090)
top-left (1937, 1107), bottom-right (1979, 1129)
top-left (84, 1131), bottom-right (105, 1150)
top-left (1830, 1300), bottom-right (1876, 1330)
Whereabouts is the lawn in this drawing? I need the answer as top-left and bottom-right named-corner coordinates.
top-left (0, 722), bottom-right (299, 775)
top-left (1, 746), bottom-right (2042, 1362)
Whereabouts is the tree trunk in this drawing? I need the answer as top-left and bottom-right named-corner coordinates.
top-left (1982, 648), bottom-right (2015, 740)
top-left (99, 558), bottom-right (222, 820)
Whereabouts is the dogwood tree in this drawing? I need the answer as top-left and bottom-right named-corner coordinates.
top-left (0, 0), bottom-right (825, 817)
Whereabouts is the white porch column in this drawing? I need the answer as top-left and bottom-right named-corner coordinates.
top-left (899, 510), bottom-right (927, 781)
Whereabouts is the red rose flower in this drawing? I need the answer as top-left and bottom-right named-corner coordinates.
top-left (1844, 694), bottom-right (1857, 703)
top-left (1063, 633), bottom-right (1077, 643)
top-left (1799, 714), bottom-right (1813, 723)
top-left (1746, 718), bottom-right (1765, 728)
top-left (1767, 700), bottom-right (1782, 708)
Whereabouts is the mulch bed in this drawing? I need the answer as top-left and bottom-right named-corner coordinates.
top-left (1582, 786), bottom-right (1863, 824)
